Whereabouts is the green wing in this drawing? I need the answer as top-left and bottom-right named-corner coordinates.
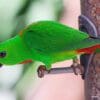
top-left (21, 21), bottom-right (89, 53)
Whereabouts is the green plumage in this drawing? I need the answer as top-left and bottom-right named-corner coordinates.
top-left (21, 21), bottom-right (89, 53)
top-left (0, 21), bottom-right (100, 70)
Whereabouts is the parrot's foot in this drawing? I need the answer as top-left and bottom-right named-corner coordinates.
top-left (37, 65), bottom-right (46, 78)
top-left (71, 59), bottom-right (84, 75)
top-left (37, 65), bottom-right (50, 78)
top-left (71, 64), bottom-right (84, 75)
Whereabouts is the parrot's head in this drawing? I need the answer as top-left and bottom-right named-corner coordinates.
top-left (0, 39), bottom-right (16, 67)
top-left (0, 35), bottom-right (32, 67)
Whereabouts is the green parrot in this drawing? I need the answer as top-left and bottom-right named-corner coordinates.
top-left (0, 21), bottom-right (100, 77)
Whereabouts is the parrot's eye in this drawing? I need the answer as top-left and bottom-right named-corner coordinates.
top-left (0, 51), bottom-right (6, 58)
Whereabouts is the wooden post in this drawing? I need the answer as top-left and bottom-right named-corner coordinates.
top-left (79, 0), bottom-right (100, 100)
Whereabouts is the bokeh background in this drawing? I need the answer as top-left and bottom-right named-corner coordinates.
top-left (0, 0), bottom-right (84, 100)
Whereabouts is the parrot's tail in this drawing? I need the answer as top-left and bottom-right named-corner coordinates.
top-left (76, 37), bottom-right (100, 54)
top-left (77, 44), bottom-right (100, 54)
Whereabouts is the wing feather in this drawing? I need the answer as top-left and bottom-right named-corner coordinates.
top-left (21, 21), bottom-right (89, 53)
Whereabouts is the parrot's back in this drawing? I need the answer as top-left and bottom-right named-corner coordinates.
top-left (20, 21), bottom-right (89, 54)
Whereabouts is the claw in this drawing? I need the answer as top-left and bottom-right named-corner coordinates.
top-left (71, 58), bottom-right (84, 75)
top-left (71, 65), bottom-right (78, 75)
top-left (37, 65), bottom-right (47, 78)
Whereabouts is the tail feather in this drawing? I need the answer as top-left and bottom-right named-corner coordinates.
top-left (77, 44), bottom-right (100, 54)
top-left (76, 37), bottom-right (100, 54)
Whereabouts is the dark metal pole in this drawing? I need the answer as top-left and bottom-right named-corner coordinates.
top-left (79, 0), bottom-right (100, 100)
